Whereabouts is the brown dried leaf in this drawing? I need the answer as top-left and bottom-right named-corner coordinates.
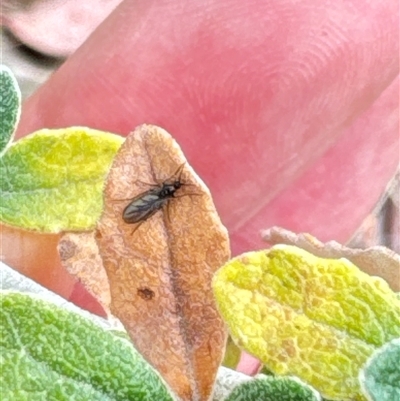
top-left (58, 231), bottom-right (111, 315)
top-left (349, 170), bottom-right (400, 253)
top-left (262, 226), bottom-right (400, 291)
top-left (95, 124), bottom-right (230, 401)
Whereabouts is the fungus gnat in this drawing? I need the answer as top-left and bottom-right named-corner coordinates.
top-left (119, 163), bottom-right (197, 233)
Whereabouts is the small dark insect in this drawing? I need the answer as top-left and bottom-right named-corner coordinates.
top-left (120, 163), bottom-right (196, 233)
top-left (137, 287), bottom-right (155, 300)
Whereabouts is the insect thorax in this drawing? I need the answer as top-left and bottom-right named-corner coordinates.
top-left (159, 183), bottom-right (179, 198)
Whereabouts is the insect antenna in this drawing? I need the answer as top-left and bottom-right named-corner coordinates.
top-left (163, 162), bottom-right (186, 183)
top-left (112, 179), bottom-right (161, 202)
top-left (173, 162), bottom-right (186, 178)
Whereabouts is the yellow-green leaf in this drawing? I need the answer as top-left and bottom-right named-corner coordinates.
top-left (212, 245), bottom-right (400, 401)
top-left (0, 127), bottom-right (123, 232)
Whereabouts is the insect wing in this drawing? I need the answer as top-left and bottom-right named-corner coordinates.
top-left (122, 190), bottom-right (162, 223)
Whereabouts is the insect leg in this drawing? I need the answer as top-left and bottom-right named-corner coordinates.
top-left (173, 192), bottom-right (203, 199)
top-left (130, 220), bottom-right (145, 235)
top-left (113, 185), bottom-right (160, 203)
top-left (164, 202), bottom-right (172, 224)
top-left (135, 179), bottom-right (160, 188)
top-left (113, 197), bottom-right (137, 202)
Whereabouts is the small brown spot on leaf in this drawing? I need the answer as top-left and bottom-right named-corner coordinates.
top-left (58, 239), bottom-right (77, 261)
top-left (137, 287), bottom-right (155, 300)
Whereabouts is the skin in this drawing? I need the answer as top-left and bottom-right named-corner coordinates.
top-left (4, 0), bottom-right (399, 372)
top-left (1, 0), bottom-right (122, 57)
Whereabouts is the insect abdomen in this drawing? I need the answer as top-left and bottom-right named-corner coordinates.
top-left (122, 193), bottom-right (166, 223)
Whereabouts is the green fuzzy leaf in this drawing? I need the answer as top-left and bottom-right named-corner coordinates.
top-left (0, 127), bottom-right (123, 232)
top-left (224, 376), bottom-right (321, 401)
top-left (0, 65), bottom-right (21, 156)
top-left (360, 338), bottom-right (400, 401)
top-left (213, 245), bottom-right (400, 400)
top-left (0, 291), bottom-right (174, 401)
